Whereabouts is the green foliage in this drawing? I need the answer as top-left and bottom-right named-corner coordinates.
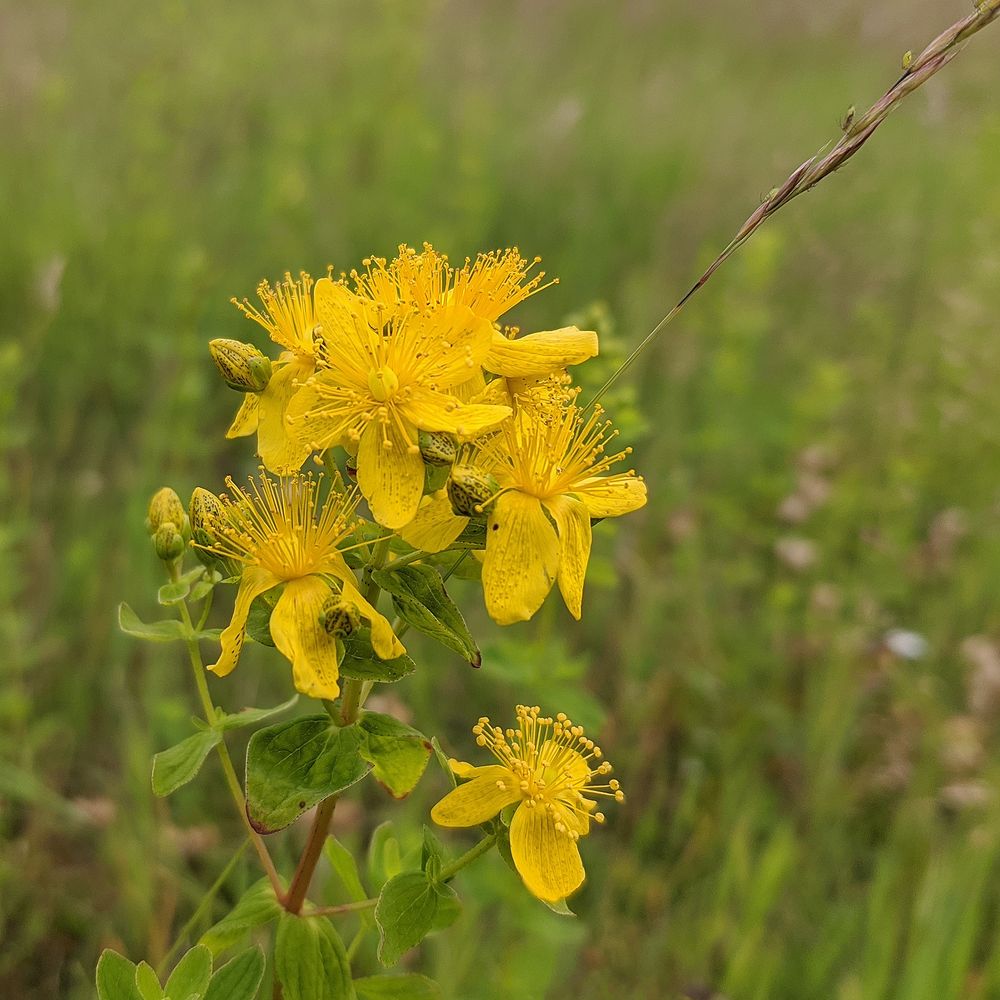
top-left (134, 963), bottom-right (163, 1000)
top-left (353, 974), bottom-right (441, 999)
top-left (96, 951), bottom-right (141, 1000)
top-left (163, 945), bottom-right (212, 1000)
top-left (244, 717), bottom-right (370, 833)
top-left (372, 565), bottom-right (480, 665)
top-left (274, 914), bottom-right (354, 1000)
top-left (200, 881), bottom-right (281, 957)
top-left (357, 712), bottom-right (431, 799)
top-left (374, 871), bottom-right (458, 967)
top-left (118, 603), bottom-right (221, 643)
top-left (202, 948), bottom-right (265, 1000)
top-left (151, 729), bottom-right (221, 797)
top-left (340, 630), bottom-right (416, 684)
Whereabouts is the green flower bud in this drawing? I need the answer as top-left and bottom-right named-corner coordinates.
top-left (447, 465), bottom-right (500, 517)
top-left (418, 430), bottom-right (458, 467)
top-left (148, 487), bottom-right (186, 535)
top-left (320, 594), bottom-right (362, 638)
top-left (154, 522), bottom-right (185, 561)
top-left (209, 338), bottom-right (273, 392)
top-left (189, 487), bottom-right (224, 568)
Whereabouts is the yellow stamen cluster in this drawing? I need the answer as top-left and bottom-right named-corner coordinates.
top-left (472, 705), bottom-right (624, 840)
top-left (231, 271), bottom-right (319, 356)
top-left (196, 471), bottom-right (360, 581)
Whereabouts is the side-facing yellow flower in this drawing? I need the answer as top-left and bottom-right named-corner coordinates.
top-left (285, 279), bottom-right (511, 529)
top-left (432, 705), bottom-right (624, 902)
top-left (196, 472), bottom-right (404, 701)
top-left (229, 272), bottom-right (346, 473)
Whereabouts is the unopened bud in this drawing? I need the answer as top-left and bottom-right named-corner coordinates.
top-left (447, 465), bottom-right (500, 517)
top-left (209, 339), bottom-right (273, 392)
top-left (148, 487), bottom-right (186, 535)
top-left (189, 488), bottom-right (224, 567)
top-left (154, 522), bottom-right (185, 561)
top-left (902, 50), bottom-right (913, 70)
top-left (320, 594), bottom-right (362, 638)
top-left (418, 430), bottom-right (457, 467)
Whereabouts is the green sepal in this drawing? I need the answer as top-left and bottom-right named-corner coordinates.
top-left (353, 974), bottom-right (442, 1000)
top-left (152, 729), bottom-right (222, 797)
top-left (541, 897), bottom-right (576, 917)
top-left (245, 717), bottom-right (370, 833)
top-left (374, 871), bottom-right (458, 966)
top-left (274, 914), bottom-right (355, 1000)
top-left (134, 962), bottom-right (163, 1000)
top-left (340, 629), bottom-right (416, 684)
top-left (200, 879), bottom-right (282, 957)
top-left (96, 949), bottom-right (141, 1000)
top-left (164, 945), bottom-right (212, 1000)
top-left (203, 946), bottom-right (265, 1000)
top-left (158, 580), bottom-right (192, 606)
top-left (357, 711), bottom-right (431, 799)
top-left (370, 565), bottom-right (480, 666)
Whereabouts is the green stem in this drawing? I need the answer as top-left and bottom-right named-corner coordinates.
top-left (195, 583), bottom-right (214, 632)
top-left (381, 543), bottom-right (478, 572)
top-left (156, 840), bottom-right (249, 977)
top-left (307, 898), bottom-right (378, 918)
top-left (345, 924), bottom-right (368, 963)
top-left (438, 833), bottom-right (496, 883)
top-left (283, 796), bottom-right (338, 914)
top-left (174, 597), bottom-right (284, 900)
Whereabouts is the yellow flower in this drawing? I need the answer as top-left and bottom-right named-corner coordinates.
top-left (285, 281), bottom-right (511, 529)
top-left (196, 472), bottom-right (404, 701)
top-left (402, 395), bottom-right (646, 624)
top-left (432, 705), bottom-right (624, 902)
top-left (228, 272), bottom-right (344, 474)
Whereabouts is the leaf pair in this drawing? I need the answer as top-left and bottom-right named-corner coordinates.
top-left (96, 945), bottom-right (263, 1000)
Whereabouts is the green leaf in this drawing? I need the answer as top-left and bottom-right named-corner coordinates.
top-left (374, 871), bottom-right (456, 966)
top-left (367, 821), bottom-right (402, 891)
top-left (429, 890), bottom-right (461, 931)
top-left (158, 580), bottom-right (192, 606)
top-left (370, 565), bottom-right (480, 665)
top-left (200, 880), bottom-right (282, 956)
top-left (274, 914), bottom-right (355, 1000)
top-left (152, 729), bottom-right (222, 797)
top-left (164, 945), bottom-right (212, 1000)
top-left (135, 962), bottom-right (163, 1000)
top-left (189, 570), bottom-right (222, 603)
top-left (340, 629), bottom-right (416, 684)
top-left (429, 738), bottom-right (456, 790)
top-left (245, 717), bottom-right (370, 833)
top-left (420, 826), bottom-right (444, 881)
top-left (118, 603), bottom-right (189, 643)
top-left (245, 588), bottom-right (281, 647)
top-left (215, 695), bottom-right (298, 732)
top-left (324, 837), bottom-right (368, 903)
top-left (353, 974), bottom-right (442, 1000)
top-left (97, 950), bottom-right (141, 1000)
top-left (203, 947), bottom-right (265, 1000)
top-left (357, 712), bottom-right (431, 799)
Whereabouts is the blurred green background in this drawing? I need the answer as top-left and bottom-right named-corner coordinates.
top-left (4, 0), bottom-right (1000, 997)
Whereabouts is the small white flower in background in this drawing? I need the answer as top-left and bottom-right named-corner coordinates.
top-left (883, 629), bottom-right (928, 661)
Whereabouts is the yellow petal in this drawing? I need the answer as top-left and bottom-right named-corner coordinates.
top-left (314, 276), bottom-right (358, 343)
top-left (430, 766), bottom-right (521, 827)
top-left (509, 802), bottom-right (586, 902)
top-left (356, 412), bottom-right (425, 529)
top-left (451, 369), bottom-right (487, 403)
top-left (400, 387), bottom-right (511, 441)
top-left (338, 577), bottom-right (406, 660)
top-left (210, 566), bottom-right (279, 677)
top-left (398, 491), bottom-right (469, 553)
top-left (226, 393), bottom-right (260, 439)
top-left (470, 378), bottom-right (512, 408)
top-left (484, 326), bottom-right (598, 379)
top-left (482, 492), bottom-right (559, 625)
top-left (448, 759), bottom-right (483, 779)
top-left (543, 495), bottom-right (592, 620)
top-left (269, 576), bottom-right (343, 701)
top-left (256, 358), bottom-right (315, 474)
top-left (574, 475), bottom-right (648, 518)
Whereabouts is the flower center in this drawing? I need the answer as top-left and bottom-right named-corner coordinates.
top-left (368, 365), bottom-right (400, 402)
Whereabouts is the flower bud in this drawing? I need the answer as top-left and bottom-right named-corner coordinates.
top-left (418, 430), bottom-right (457, 467)
top-left (154, 522), bottom-right (185, 561)
top-left (189, 487), bottom-right (224, 567)
top-left (148, 487), bottom-right (186, 535)
top-left (209, 339), bottom-right (273, 392)
top-left (320, 594), bottom-right (362, 638)
top-left (447, 465), bottom-right (500, 517)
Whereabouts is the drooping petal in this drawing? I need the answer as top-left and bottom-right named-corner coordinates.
top-left (508, 802), bottom-right (586, 902)
top-left (398, 491), bottom-right (469, 553)
top-left (484, 326), bottom-right (598, 379)
top-left (400, 387), bottom-right (511, 442)
top-left (269, 576), bottom-right (343, 701)
top-left (338, 577), bottom-right (406, 661)
top-left (430, 766), bottom-right (521, 827)
top-left (356, 411), bottom-right (425, 529)
top-left (482, 492), bottom-right (559, 625)
top-left (543, 495), bottom-right (593, 620)
top-left (210, 566), bottom-right (280, 677)
top-left (574, 475), bottom-right (648, 518)
top-left (256, 357), bottom-right (316, 474)
top-left (226, 393), bottom-right (260, 439)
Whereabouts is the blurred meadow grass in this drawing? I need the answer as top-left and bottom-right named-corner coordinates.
top-left (3, 0), bottom-right (1000, 997)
